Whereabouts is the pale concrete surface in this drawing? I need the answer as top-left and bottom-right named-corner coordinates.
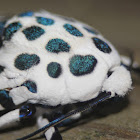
top-left (0, 0), bottom-right (140, 139)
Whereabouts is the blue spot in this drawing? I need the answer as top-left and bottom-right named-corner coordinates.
top-left (36, 17), bottom-right (54, 26)
top-left (69, 55), bottom-right (97, 76)
top-left (64, 24), bottom-right (83, 37)
top-left (84, 27), bottom-right (98, 35)
top-left (0, 65), bottom-right (4, 73)
top-left (47, 62), bottom-right (61, 78)
top-left (21, 80), bottom-right (37, 93)
top-left (23, 26), bottom-right (45, 41)
top-left (0, 21), bottom-right (6, 47)
top-left (0, 21), bottom-right (6, 36)
top-left (3, 22), bottom-right (22, 40)
top-left (46, 38), bottom-right (70, 53)
top-left (18, 11), bottom-right (34, 17)
top-left (0, 90), bottom-right (15, 109)
top-left (0, 90), bottom-right (9, 98)
top-left (93, 38), bottom-right (112, 53)
top-left (15, 53), bottom-right (40, 70)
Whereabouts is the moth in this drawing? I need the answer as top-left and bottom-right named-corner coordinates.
top-left (0, 11), bottom-right (139, 140)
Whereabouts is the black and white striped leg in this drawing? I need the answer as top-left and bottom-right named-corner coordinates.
top-left (37, 115), bottom-right (62, 140)
top-left (0, 103), bottom-right (36, 129)
top-left (0, 108), bottom-right (19, 128)
top-left (17, 92), bottom-right (112, 140)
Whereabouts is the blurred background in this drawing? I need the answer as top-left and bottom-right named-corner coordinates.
top-left (0, 0), bottom-right (140, 139)
top-left (0, 0), bottom-right (140, 50)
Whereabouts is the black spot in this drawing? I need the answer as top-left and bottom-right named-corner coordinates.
top-left (69, 55), bottom-right (97, 76)
top-left (0, 21), bottom-right (6, 47)
top-left (15, 53), bottom-right (40, 70)
top-left (0, 90), bottom-right (15, 109)
top-left (0, 37), bottom-right (3, 48)
top-left (107, 71), bottom-right (113, 77)
top-left (0, 65), bottom-right (4, 73)
top-left (92, 38), bottom-right (112, 53)
top-left (0, 21), bottom-right (6, 36)
top-left (3, 22), bottom-right (22, 40)
top-left (21, 80), bottom-right (37, 93)
top-left (22, 26), bottom-right (45, 41)
top-left (46, 38), bottom-right (70, 53)
top-left (63, 24), bottom-right (83, 37)
top-left (47, 62), bottom-right (62, 78)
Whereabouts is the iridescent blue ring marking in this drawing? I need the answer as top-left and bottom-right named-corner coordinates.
top-left (20, 104), bottom-right (36, 119)
top-left (69, 55), bottom-right (97, 76)
top-left (64, 24), bottom-right (83, 37)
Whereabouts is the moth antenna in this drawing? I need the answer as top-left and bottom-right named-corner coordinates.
top-left (121, 52), bottom-right (140, 74)
top-left (17, 92), bottom-right (111, 140)
top-left (131, 66), bottom-right (140, 74)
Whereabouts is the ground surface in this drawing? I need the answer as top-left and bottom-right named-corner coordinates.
top-left (0, 0), bottom-right (140, 139)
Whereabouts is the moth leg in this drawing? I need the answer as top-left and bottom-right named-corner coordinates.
top-left (37, 115), bottom-right (62, 140)
top-left (57, 105), bottom-right (81, 126)
top-left (0, 109), bottom-right (19, 129)
top-left (0, 103), bottom-right (36, 129)
top-left (0, 89), bottom-right (16, 111)
top-left (58, 112), bottom-right (81, 127)
top-left (67, 112), bottom-right (81, 122)
top-left (102, 65), bottom-right (132, 97)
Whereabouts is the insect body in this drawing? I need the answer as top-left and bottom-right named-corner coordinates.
top-left (0, 11), bottom-right (138, 140)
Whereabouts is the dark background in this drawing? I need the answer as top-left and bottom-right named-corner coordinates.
top-left (0, 0), bottom-right (140, 50)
